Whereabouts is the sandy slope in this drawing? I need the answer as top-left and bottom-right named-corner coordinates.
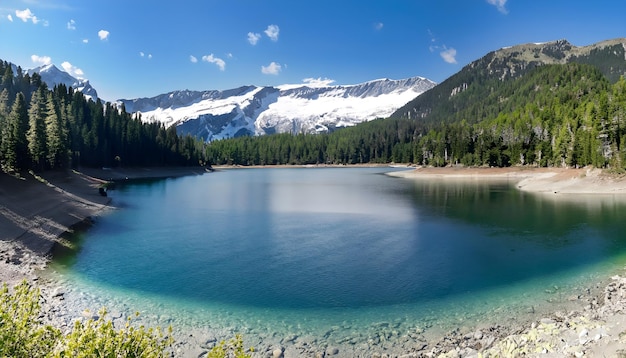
top-left (0, 170), bottom-right (111, 286)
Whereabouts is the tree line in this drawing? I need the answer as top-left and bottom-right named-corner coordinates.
top-left (205, 64), bottom-right (626, 170)
top-left (0, 61), bottom-right (206, 174)
top-left (2, 59), bottom-right (625, 172)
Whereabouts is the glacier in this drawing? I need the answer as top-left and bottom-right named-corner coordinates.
top-left (118, 76), bottom-right (436, 142)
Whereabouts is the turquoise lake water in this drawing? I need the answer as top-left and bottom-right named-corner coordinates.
top-left (51, 168), bottom-right (626, 348)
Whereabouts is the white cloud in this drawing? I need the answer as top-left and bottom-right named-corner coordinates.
top-left (248, 32), bottom-right (261, 45)
top-left (226, 53), bottom-right (233, 58)
top-left (302, 77), bottom-right (335, 87)
top-left (487, 0), bottom-right (508, 14)
top-left (264, 24), bottom-right (279, 41)
top-left (427, 29), bottom-right (439, 52)
top-left (15, 8), bottom-right (39, 24)
top-left (98, 29), bottom-right (109, 41)
top-left (67, 19), bottom-right (76, 30)
top-left (61, 61), bottom-right (84, 79)
top-left (202, 54), bottom-right (226, 71)
top-left (82, 38), bottom-right (89, 44)
top-left (440, 47), bottom-right (457, 64)
top-left (374, 22), bottom-right (384, 31)
top-left (31, 55), bottom-right (52, 66)
top-left (190, 55), bottom-right (198, 63)
top-left (261, 61), bottom-right (281, 75)
top-left (428, 29), bottom-right (456, 64)
top-left (7, 14), bottom-right (13, 22)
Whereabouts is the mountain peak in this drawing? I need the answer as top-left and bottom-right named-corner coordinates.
top-left (36, 63), bottom-right (57, 72)
top-left (27, 63), bottom-right (98, 101)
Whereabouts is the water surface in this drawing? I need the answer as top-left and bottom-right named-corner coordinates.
top-left (52, 168), bottom-right (626, 349)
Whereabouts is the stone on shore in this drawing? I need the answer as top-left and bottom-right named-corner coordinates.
top-left (272, 347), bottom-right (284, 358)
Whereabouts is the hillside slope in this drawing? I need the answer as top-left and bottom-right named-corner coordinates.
top-left (391, 38), bottom-right (626, 123)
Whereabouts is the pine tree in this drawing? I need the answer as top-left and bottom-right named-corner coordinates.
top-left (1, 93), bottom-right (29, 171)
top-left (27, 85), bottom-right (48, 170)
top-left (44, 92), bottom-right (68, 169)
top-left (0, 88), bottom-right (9, 118)
top-left (0, 89), bottom-right (8, 156)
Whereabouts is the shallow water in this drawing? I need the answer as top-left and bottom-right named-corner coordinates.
top-left (50, 168), bottom-right (626, 351)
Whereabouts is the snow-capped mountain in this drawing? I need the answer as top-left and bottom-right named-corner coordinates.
top-left (119, 76), bottom-right (436, 142)
top-left (27, 64), bottom-right (99, 101)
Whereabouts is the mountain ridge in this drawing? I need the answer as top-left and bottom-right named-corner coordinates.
top-left (391, 37), bottom-right (626, 121)
top-left (118, 76), bottom-right (437, 141)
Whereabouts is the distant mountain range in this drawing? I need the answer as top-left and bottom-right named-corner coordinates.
top-left (116, 77), bottom-right (436, 141)
top-left (24, 63), bottom-right (435, 142)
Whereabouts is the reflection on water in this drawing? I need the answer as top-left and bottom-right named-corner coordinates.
top-left (407, 178), bottom-right (626, 247)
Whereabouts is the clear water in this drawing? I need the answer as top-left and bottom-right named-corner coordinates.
top-left (51, 168), bottom-right (626, 350)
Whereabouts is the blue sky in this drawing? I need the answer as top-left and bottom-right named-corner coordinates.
top-left (0, 0), bottom-right (624, 101)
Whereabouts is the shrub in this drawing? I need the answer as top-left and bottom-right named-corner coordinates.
top-left (51, 308), bottom-right (173, 358)
top-left (0, 281), bottom-right (60, 357)
top-left (206, 334), bottom-right (252, 358)
top-left (0, 280), bottom-right (252, 358)
top-left (0, 280), bottom-right (172, 357)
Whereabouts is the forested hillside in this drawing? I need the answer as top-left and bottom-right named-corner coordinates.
top-left (0, 61), bottom-right (206, 173)
top-left (391, 39), bottom-right (626, 123)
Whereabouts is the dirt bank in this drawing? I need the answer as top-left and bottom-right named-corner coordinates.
top-left (0, 167), bottom-right (207, 286)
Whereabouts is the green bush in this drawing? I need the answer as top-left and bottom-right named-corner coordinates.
top-left (0, 281), bottom-right (60, 357)
top-left (51, 308), bottom-right (173, 358)
top-left (0, 280), bottom-right (172, 357)
top-left (0, 280), bottom-right (253, 358)
top-left (207, 334), bottom-right (252, 358)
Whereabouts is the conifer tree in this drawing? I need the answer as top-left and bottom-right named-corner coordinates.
top-left (44, 92), bottom-right (68, 169)
top-left (0, 89), bottom-right (8, 155)
top-left (27, 85), bottom-right (48, 170)
top-left (1, 93), bottom-right (29, 171)
top-left (0, 88), bottom-right (9, 118)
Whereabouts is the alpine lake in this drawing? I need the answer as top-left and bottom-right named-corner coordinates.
top-left (49, 167), bottom-right (626, 355)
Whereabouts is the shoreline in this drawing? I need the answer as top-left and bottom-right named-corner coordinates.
top-left (387, 166), bottom-right (626, 195)
top-left (0, 166), bottom-right (208, 286)
top-left (3, 165), bottom-right (626, 356)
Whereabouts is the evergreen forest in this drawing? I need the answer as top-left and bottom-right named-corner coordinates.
top-left (0, 61), bottom-right (206, 173)
top-left (1, 59), bottom-right (625, 172)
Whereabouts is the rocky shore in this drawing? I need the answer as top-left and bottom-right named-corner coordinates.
top-left (32, 269), bottom-right (626, 357)
top-left (3, 166), bottom-right (626, 357)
